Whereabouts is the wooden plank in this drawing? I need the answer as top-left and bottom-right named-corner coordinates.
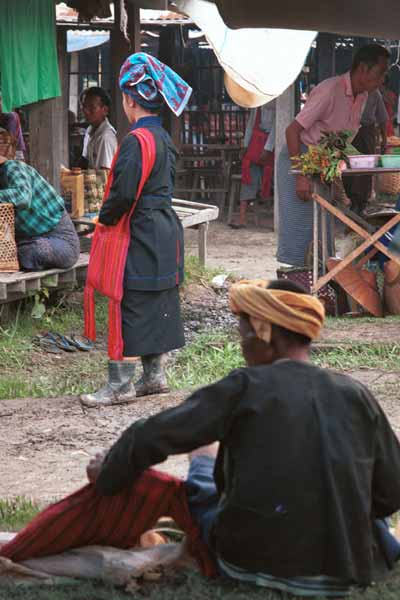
top-left (26, 279), bottom-right (41, 292)
top-left (8, 281), bottom-right (26, 294)
top-left (179, 208), bottom-right (219, 228)
top-left (59, 270), bottom-right (77, 284)
top-left (0, 283), bottom-right (7, 300)
top-left (198, 223), bottom-right (208, 266)
top-left (312, 216), bottom-right (400, 292)
top-left (172, 198), bottom-right (220, 210)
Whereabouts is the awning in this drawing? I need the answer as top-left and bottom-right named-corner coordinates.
top-left (0, 0), bottom-right (61, 111)
top-left (208, 0), bottom-right (400, 39)
top-left (67, 30), bottom-right (110, 52)
top-left (176, 0), bottom-right (316, 106)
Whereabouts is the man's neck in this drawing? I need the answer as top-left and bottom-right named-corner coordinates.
top-left (279, 347), bottom-right (311, 363)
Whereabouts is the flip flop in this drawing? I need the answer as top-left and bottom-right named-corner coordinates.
top-left (45, 332), bottom-right (77, 352)
top-left (32, 335), bottom-right (63, 355)
top-left (67, 334), bottom-right (94, 352)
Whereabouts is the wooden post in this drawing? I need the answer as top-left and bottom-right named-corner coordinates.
top-left (111, 0), bottom-right (141, 141)
top-left (29, 27), bottom-right (67, 189)
top-left (57, 28), bottom-right (69, 167)
top-left (274, 83), bottom-right (295, 233)
top-left (158, 26), bottom-right (183, 149)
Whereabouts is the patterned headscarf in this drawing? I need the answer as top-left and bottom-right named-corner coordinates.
top-left (119, 52), bottom-right (192, 116)
top-left (229, 279), bottom-right (325, 342)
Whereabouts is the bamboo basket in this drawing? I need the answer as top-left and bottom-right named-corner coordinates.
top-left (377, 172), bottom-right (400, 196)
top-left (0, 203), bottom-right (19, 272)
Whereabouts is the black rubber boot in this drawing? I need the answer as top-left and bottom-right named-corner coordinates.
top-left (135, 354), bottom-right (170, 398)
top-left (80, 360), bottom-right (136, 407)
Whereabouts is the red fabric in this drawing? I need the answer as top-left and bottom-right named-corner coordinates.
top-left (0, 469), bottom-right (216, 577)
top-left (83, 128), bottom-right (156, 360)
top-left (383, 90), bottom-right (396, 137)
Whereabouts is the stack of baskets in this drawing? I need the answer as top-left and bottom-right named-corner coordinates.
top-left (0, 203), bottom-right (19, 272)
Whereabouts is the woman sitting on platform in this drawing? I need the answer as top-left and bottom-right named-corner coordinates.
top-left (0, 130), bottom-right (80, 271)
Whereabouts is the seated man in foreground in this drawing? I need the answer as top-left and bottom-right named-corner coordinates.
top-left (90, 279), bottom-right (400, 595)
top-left (2, 280), bottom-right (400, 596)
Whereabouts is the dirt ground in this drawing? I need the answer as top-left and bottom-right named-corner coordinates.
top-left (1, 220), bottom-right (400, 504)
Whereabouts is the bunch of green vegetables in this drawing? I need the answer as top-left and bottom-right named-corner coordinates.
top-left (293, 129), bottom-right (360, 184)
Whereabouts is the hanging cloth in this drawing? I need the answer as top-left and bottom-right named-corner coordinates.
top-left (84, 128), bottom-right (156, 360)
top-left (241, 109), bottom-right (274, 199)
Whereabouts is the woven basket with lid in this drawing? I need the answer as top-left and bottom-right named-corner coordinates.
top-left (0, 203), bottom-right (19, 272)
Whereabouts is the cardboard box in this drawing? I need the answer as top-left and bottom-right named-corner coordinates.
top-left (61, 172), bottom-right (85, 218)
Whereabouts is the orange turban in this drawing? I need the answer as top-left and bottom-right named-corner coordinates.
top-left (229, 279), bottom-right (325, 342)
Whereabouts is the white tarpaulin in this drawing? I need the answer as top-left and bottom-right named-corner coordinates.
top-left (175, 0), bottom-right (316, 106)
top-left (67, 31), bottom-right (110, 53)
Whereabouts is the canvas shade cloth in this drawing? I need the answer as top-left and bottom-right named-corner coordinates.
top-left (210, 0), bottom-right (400, 39)
top-left (175, 0), bottom-right (316, 107)
top-left (0, 0), bottom-right (61, 112)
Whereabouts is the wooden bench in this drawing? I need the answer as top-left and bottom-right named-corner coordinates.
top-left (0, 199), bottom-right (219, 303)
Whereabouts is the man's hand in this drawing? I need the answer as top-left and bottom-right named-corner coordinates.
top-left (259, 150), bottom-right (274, 166)
top-left (296, 175), bottom-right (312, 202)
top-left (86, 450), bottom-right (107, 483)
top-left (0, 155), bottom-right (8, 165)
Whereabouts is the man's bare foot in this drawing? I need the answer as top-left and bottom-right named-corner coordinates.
top-left (189, 442), bottom-right (219, 462)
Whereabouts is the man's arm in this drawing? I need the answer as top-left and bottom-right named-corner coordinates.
top-left (286, 119), bottom-right (311, 202)
top-left (95, 370), bottom-right (246, 495)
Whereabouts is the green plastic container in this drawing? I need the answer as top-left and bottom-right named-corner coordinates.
top-left (381, 155), bottom-right (400, 168)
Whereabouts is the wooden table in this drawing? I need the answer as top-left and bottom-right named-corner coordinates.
top-left (177, 144), bottom-right (240, 212)
top-left (0, 200), bottom-right (219, 304)
top-left (308, 168), bottom-right (400, 294)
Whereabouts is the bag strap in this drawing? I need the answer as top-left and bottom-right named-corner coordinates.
top-left (101, 127), bottom-right (156, 222)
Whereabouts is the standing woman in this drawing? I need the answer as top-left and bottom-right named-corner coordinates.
top-left (81, 53), bottom-right (192, 408)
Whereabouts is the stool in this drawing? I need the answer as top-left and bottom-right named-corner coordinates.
top-left (227, 174), bottom-right (261, 225)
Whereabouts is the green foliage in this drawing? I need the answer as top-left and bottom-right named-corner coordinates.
top-left (0, 497), bottom-right (40, 531)
top-left (167, 332), bottom-right (243, 390)
top-left (183, 255), bottom-right (224, 288)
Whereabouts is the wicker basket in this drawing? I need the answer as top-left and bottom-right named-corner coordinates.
top-left (0, 203), bottom-right (19, 272)
top-left (377, 172), bottom-right (400, 196)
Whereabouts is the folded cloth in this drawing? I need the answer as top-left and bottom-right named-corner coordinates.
top-left (0, 469), bottom-right (216, 577)
top-left (119, 52), bottom-right (192, 116)
top-left (229, 279), bottom-right (325, 342)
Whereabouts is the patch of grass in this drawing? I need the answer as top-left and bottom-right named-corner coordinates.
top-left (325, 315), bottom-right (400, 331)
top-left (183, 255), bottom-right (225, 288)
top-left (167, 332), bottom-right (243, 390)
top-left (313, 343), bottom-right (400, 371)
top-left (2, 568), bottom-right (400, 600)
top-left (0, 497), bottom-right (40, 531)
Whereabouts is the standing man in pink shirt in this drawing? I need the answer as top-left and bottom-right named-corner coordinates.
top-left (277, 44), bottom-right (389, 267)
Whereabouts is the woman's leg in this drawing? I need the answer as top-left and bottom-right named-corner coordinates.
top-left (17, 212), bottom-right (80, 271)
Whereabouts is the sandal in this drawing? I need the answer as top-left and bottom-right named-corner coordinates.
top-left (32, 335), bottom-right (63, 354)
top-left (67, 334), bottom-right (94, 352)
top-left (45, 332), bottom-right (77, 352)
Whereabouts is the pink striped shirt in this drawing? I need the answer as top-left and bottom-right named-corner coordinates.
top-left (296, 72), bottom-right (368, 146)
